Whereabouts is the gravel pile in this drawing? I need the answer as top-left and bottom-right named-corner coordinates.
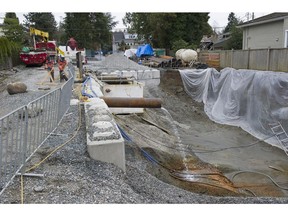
top-left (85, 53), bottom-right (152, 73)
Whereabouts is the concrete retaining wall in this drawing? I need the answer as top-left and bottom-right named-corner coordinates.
top-left (82, 68), bottom-right (160, 172)
top-left (84, 97), bottom-right (125, 172)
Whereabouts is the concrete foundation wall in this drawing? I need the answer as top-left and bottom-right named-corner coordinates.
top-left (83, 68), bottom-right (160, 171)
top-left (109, 69), bottom-right (160, 85)
top-left (84, 98), bottom-right (125, 172)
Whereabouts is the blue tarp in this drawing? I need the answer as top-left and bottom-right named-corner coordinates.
top-left (82, 76), bottom-right (98, 98)
top-left (136, 44), bottom-right (154, 57)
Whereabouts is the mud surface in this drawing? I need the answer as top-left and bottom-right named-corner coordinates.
top-left (115, 68), bottom-right (288, 197)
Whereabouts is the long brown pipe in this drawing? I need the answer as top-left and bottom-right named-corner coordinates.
top-left (100, 97), bottom-right (162, 108)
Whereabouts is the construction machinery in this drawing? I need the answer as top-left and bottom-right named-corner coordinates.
top-left (19, 27), bottom-right (57, 66)
top-left (58, 37), bottom-right (87, 65)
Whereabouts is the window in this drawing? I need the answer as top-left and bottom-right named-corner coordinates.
top-left (285, 30), bottom-right (288, 48)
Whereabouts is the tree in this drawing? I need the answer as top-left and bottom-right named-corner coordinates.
top-left (223, 12), bottom-right (239, 33)
top-left (171, 39), bottom-right (188, 53)
top-left (223, 13), bottom-right (243, 50)
top-left (2, 12), bottom-right (25, 44)
top-left (0, 37), bottom-right (21, 66)
top-left (118, 40), bottom-right (130, 51)
top-left (23, 13), bottom-right (58, 40)
top-left (224, 25), bottom-right (243, 50)
top-left (63, 13), bottom-right (117, 50)
top-left (123, 13), bottom-right (213, 50)
top-left (63, 13), bottom-right (91, 48)
top-left (56, 19), bottom-right (66, 45)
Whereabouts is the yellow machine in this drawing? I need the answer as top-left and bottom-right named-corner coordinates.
top-left (30, 27), bottom-right (49, 42)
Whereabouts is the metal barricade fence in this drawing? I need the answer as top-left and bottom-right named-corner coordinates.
top-left (58, 74), bottom-right (74, 122)
top-left (0, 63), bottom-right (76, 197)
top-left (0, 106), bottom-right (28, 193)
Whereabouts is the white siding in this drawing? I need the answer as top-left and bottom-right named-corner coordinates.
top-left (243, 20), bottom-right (284, 49)
top-left (284, 18), bottom-right (288, 48)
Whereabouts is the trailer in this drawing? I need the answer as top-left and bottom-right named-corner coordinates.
top-left (19, 28), bottom-right (57, 66)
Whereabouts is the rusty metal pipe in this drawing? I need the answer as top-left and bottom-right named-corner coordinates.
top-left (100, 97), bottom-right (162, 108)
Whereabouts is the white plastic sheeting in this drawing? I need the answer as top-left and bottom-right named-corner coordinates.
top-left (124, 49), bottom-right (137, 58)
top-left (179, 67), bottom-right (288, 148)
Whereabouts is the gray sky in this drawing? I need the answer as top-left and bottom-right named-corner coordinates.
top-left (0, 0), bottom-right (281, 29)
top-left (1, 12), bottom-right (269, 31)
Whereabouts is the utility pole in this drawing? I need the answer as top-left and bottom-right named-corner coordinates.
top-left (245, 12), bottom-right (254, 21)
top-left (245, 12), bottom-right (250, 21)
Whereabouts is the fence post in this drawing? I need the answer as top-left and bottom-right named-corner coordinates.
top-left (266, 47), bottom-right (270, 71)
top-left (57, 88), bottom-right (63, 123)
top-left (247, 48), bottom-right (250, 69)
top-left (20, 106), bottom-right (29, 175)
top-left (231, 49), bottom-right (234, 68)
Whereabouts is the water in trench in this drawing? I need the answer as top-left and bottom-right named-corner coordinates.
top-left (116, 108), bottom-right (251, 197)
top-left (143, 106), bottom-right (288, 197)
top-left (160, 107), bottom-right (189, 171)
top-left (115, 68), bottom-right (288, 197)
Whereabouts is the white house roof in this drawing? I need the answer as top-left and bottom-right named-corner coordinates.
top-left (237, 13), bottom-right (288, 28)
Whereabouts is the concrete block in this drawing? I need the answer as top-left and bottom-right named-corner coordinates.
top-left (152, 69), bottom-right (160, 78)
top-left (84, 98), bottom-right (125, 172)
top-left (70, 99), bottom-right (79, 106)
top-left (87, 139), bottom-right (125, 172)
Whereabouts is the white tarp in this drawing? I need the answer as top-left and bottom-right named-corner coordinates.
top-left (179, 67), bottom-right (288, 148)
top-left (124, 49), bottom-right (137, 58)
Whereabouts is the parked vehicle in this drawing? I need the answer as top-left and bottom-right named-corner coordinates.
top-left (19, 27), bottom-right (57, 66)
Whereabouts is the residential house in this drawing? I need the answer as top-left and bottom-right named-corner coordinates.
top-left (112, 29), bottom-right (139, 53)
top-left (112, 31), bottom-right (124, 53)
top-left (199, 35), bottom-right (214, 50)
top-left (200, 33), bottom-right (231, 50)
top-left (123, 31), bottom-right (138, 47)
top-left (237, 13), bottom-right (288, 49)
top-left (212, 32), bottom-right (231, 50)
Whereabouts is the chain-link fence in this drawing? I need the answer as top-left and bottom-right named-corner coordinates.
top-left (0, 63), bottom-right (75, 197)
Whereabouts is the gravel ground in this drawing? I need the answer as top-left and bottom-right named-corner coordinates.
top-left (0, 65), bottom-right (62, 117)
top-left (1, 95), bottom-right (288, 204)
top-left (1, 55), bottom-right (288, 209)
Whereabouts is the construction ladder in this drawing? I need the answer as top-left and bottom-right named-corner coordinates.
top-left (269, 122), bottom-right (288, 156)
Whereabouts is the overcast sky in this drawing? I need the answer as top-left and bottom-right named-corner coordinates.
top-left (1, 12), bottom-right (269, 30)
top-left (0, 0), bottom-right (281, 30)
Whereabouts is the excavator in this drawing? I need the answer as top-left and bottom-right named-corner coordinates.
top-left (19, 27), bottom-right (59, 66)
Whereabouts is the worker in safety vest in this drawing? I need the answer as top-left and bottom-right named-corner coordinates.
top-left (44, 56), bottom-right (54, 82)
top-left (58, 56), bottom-right (68, 82)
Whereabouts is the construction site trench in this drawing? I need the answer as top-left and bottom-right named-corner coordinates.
top-left (1, 53), bottom-right (288, 203)
top-left (140, 68), bottom-right (288, 197)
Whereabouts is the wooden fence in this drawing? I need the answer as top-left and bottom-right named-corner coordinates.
top-left (199, 48), bottom-right (288, 72)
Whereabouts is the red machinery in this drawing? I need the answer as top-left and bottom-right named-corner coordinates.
top-left (19, 27), bottom-right (57, 66)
